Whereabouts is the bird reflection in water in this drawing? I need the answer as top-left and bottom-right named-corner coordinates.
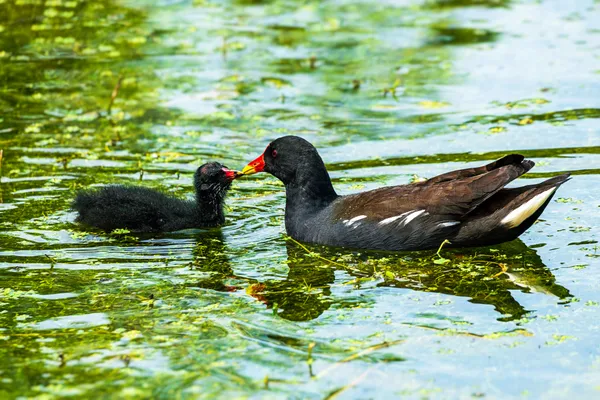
top-left (242, 239), bottom-right (571, 322)
top-left (185, 231), bottom-right (570, 323)
top-left (187, 230), bottom-right (240, 293)
top-left (187, 231), bottom-right (335, 321)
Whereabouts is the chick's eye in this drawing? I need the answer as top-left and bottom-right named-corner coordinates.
top-left (271, 149), bottom-right (278, 158)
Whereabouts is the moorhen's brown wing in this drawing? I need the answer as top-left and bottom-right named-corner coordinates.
top-left (330, 156), bottom-right (534, 222)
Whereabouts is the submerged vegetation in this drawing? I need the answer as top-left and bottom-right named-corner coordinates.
top-left (1, 0), bottom-right (599, 398)
top-left (0, 236), bottom-right (575, 398)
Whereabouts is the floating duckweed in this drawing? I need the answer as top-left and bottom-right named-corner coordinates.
top-left (518, 117), bottom-right (534, 125)
top-left (487, 126), bottom-right (506, 134)
top-left (418, 100), bottom-right (450, 108)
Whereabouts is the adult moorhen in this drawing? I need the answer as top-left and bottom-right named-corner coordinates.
top-left (240, 136), bottom-right (570, 251)
top-left (73, 162), bottom-right (238, 233)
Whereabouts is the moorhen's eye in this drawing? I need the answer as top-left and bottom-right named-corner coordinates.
top-left (272, 149), bottom-right (278, 158)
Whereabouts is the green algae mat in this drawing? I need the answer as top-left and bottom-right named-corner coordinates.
top-left (1, 0), bottom-right (599, 398)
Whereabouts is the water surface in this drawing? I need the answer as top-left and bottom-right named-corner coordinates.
top-left (1, 0), bottom-right (599, 398)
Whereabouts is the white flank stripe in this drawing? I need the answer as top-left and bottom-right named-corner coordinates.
top-left (438, 221), bottom-right (460, 228)
top-left (379, 210), bottom-right (414, 226)
top-left (344, 215), bottom-right (367, 227)
top-left (402, 210), bottom-right (427, 226)
top-left (501, 188), bottom-right (557, 228)
top-left (378, 214), bottom-right (406, 226)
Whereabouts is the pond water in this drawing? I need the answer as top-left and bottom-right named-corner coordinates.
top-left (1, 0), bottom-right (599, 398)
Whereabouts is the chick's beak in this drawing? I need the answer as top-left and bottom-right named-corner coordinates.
top-left (241, 153), bottom-right (265, 175)
top-left (222, 168), bottom-right (241, 181)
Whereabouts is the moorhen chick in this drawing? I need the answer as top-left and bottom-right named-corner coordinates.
top-left (73, 162), bottom-right (238, 233)
top-left (240, 136), bottom-right (570, 251)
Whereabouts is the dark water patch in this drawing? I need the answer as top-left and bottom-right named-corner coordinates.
top-left (424, 0), bottom-right (511, 9)
top-left (427, 26), bottom-right (500, 46)
top-left (568, 240), bottom-right (598, 246)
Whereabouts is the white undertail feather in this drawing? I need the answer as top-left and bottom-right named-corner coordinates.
top-left (501, 187), bottom-right (557, 229)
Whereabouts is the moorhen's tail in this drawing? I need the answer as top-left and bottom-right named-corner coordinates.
top-left (422, 155), bottom-right (535, 217)
top-left (451, 173), bottom-right (571, 247)
top-left (427, 154), bottom-right (533, 184)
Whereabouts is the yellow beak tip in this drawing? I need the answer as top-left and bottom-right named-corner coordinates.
top-left (240, 166), bottom-right (257, 175)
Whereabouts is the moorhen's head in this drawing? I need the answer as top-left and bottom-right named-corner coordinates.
top-left (194, 162), bottom-right (239, 200)
top-left (240, 136), bottom-right (326, 185)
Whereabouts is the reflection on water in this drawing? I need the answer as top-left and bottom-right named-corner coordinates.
top-left (248, 239), bottom-right (570, 322)
top-left (188, 230), bottom-right (243, 292)
top-left (250, 242), bottom-right (336, 321)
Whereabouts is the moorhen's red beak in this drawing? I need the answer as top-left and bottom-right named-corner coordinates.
top-left (222, 168), bottom-right (241, 181)
top-left (241, 153), bottom-right (265, 176)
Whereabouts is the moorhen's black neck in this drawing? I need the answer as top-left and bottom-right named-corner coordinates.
top-left (287, 166), bottom-right (337, 204)
top-left (284, 162), bottom-right (338, 232)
